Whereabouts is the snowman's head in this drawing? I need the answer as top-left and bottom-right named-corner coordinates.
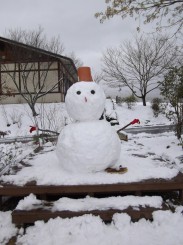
top-left (65, 81), bottom-right (106, 121)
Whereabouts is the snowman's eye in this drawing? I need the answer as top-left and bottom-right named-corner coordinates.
top-left (91, 90), bottom-right (95, 94)
top-left (76, 91), bottom-right (81, 95)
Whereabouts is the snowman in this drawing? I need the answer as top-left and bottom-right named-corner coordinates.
top-left (56, 67), bottom-right (122, 173)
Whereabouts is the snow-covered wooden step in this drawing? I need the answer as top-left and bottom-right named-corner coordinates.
top-left (2, 172), bottom-right (183, 198)
top-left (12, 194), bottom-right (170, 225)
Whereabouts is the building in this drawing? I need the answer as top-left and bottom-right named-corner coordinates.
top-left (0, 36), bottom-right (78, 103)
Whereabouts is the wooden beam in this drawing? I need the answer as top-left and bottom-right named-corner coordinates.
top-left (12, 204), bottom-right (169, 225)
top-left (0, 63), bottom-right (2, 94)
top-left (1, 173), bottom-right (183, 203)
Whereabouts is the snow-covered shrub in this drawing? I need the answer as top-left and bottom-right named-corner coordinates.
top-left (1, 105), bottom-right (11, 127)
top-left (116, 95), bottom-right (137, 109)
top-left (151, 97), bottom-right (162, 117)
top-left (0, 142), bottom-right (30, 174)
top-left (116, 96), bottom-right (123, 106)
top-left (39, 104), bottom-right (66, 132)
top-left (38, 103), bottom-right (67, 133)
top-left (24, 103), bottom-right (68, 134)
top-left (124, 94), bottom-right (137, 109)
top-left (9, 110), bottom-right (23, 128)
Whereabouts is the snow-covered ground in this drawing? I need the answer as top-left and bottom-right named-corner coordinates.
top-left (0, 100), bottom-right (183, 245)
top-left (0, 100), bottom-right (170, 139)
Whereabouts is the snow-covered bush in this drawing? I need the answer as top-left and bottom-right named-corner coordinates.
top-left (38, 103), bottom-right (67, 133)
top-left (9, 110), bottom-right (23, 128)
top-left (116, 95), bottom-right (137, 109)
top-left (151, 97), bottom-right (162, 117)
top-left (0, 142), bottom-right (31, 174)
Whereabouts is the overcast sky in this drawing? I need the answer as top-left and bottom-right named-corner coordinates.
top-left (0, 0), bottom-right (162, 76)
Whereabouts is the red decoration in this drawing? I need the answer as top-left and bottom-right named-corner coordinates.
top-left (130, 119), bottom-right (140, 125)
top-left (29, 126), bottom-right (37, 133)
top-left (117, 118), bottom-right (140, 133)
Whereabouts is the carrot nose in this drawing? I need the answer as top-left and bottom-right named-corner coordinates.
top-left (85, 97), bottom-right (87, 102)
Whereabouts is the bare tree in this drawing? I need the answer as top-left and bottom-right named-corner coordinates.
top-left (4, 26), bottom-right (65, 54)
top-left (93, 71), bottom-right (104, 84)
top-left (2, 27), bottom-right (66, 117)
top-left (102, 34), bottom-right (178, 106)
top-left (0, 81), bottom-right (15, 103)
top-left (1, 27), bottom-right (75, 144)
top-left (95, 0), bottom-right (183, 37)
top-left (2, 60), bottom-right (59, 117)
top-left (68, 51), bottom-right (83, 69)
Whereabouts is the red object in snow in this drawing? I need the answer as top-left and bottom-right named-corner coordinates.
top-left (117, 118), bottom-right (140, 133)
top-left (130, 119), bottom-right (140, 125)
top-left (29, 126), bottom-right (37, 133)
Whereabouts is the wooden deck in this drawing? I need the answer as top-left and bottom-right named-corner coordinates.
top-left (1, 172), bottom-right (183, 226)
top-left (0, 172), bottom-right (183, 200)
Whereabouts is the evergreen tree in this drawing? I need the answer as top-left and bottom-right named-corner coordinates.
top-left (160, 66), bottom-right (183, 143)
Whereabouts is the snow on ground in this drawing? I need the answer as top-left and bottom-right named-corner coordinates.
top-left (16, 210), bottom-right (183, 245)
top-left (0, 100), bottom-right (170, 138)
top-left (0, 131), bottom-right (181, 186)
top-left (16, 194), bottom-right (163, 212)
top-left (0, 100), bottom-right (183, 244)
top-left (116, 101), bottom-right (169, 128)
top-left (0, 103), bottom-right (68, 137)
top-left (1, 209), bottom-right (183, 245)
top-left (0, 211), bottom-right (17, 245)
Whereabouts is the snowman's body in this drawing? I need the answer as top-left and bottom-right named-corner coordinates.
top-left (56, 81), bottom-right (121, 173)
top-left (56, 120), bottom-right (121, 173)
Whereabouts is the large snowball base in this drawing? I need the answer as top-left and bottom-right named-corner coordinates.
top-left (56, 120), bottom-right (121, 173)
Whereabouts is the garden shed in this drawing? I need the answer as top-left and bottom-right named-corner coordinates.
top-left (0, 36), bottom-right (78, 103)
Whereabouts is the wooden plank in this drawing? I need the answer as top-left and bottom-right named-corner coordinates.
top-left (179, 189), bottom-right (183, 203)
top-left (12, 205), bottom-right (169, 225)
top-left (1, 173), bottom-right (183, 197)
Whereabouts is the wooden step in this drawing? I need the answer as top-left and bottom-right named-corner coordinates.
top-left (12, 195), bottom-right (170, 225)
top-left (1, 173), bottom-right (183, 204)
top-left (12, 204), bottom-right (169, 225)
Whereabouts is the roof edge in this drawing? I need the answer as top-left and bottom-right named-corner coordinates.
top-left (0, 36), bottom-right (77, 73)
